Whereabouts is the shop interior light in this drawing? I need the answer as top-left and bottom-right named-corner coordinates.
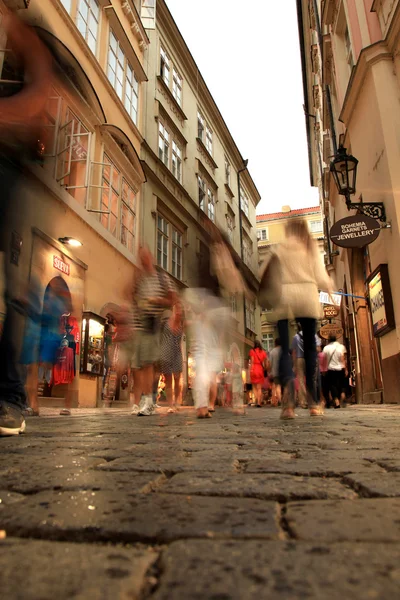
top-left (59, 237), bottom-right (83, 248)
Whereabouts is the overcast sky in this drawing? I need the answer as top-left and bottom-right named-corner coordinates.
top-left (164, 0), bottom-right (319, 215)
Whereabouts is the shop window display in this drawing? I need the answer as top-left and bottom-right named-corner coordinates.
top-left (80, 312), bottom-right (106, 376)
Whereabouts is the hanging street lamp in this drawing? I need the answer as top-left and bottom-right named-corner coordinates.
top-left (330, 145), bottom-right (386, 223)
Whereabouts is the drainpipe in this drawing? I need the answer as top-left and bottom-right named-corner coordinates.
top-left (237, 159), bottom-right (249, 339)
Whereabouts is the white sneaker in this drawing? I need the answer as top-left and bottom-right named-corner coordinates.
top-left (138, 396), bottom-right (155, 416)
top-left (131, 404), bottom-right (140, 415)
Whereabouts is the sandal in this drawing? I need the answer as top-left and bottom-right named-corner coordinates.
top-left (280, 408), bottom-right (295, 420)
top-left (310, 406), bottom-right (324, 417)
top-left (197, 408), bottom-right (212, 419)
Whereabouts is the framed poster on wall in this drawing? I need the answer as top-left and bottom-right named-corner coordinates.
top-left (367, 264), bottom-right (395, 337)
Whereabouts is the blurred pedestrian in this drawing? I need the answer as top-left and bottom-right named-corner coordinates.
top-left (0, 10), bottom-right (53, 435)
top-left (249, 340), bottom-right (267, 407)
top-left (269, 338), bottom-right (282, 406)
top-left (259, 219), bottom-right (334, 420)
top-left (292, 323), bottom-right (307, 408)
top-left (323, 335), bottom-right (347, 409)
top-left (160, 301), bottom-right (184, 413)
top-left (131, 246), bottom-right (176, 416)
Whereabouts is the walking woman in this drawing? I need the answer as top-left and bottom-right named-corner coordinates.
top-left (160, 301), bottom-right (184, 413)
top-left (259, 219), bottom-right (333, 419)
top-left (249, 340), bottom-right (267, 407)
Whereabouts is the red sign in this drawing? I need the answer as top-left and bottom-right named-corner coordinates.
top-left (53, 256), bottom-right (70, 276)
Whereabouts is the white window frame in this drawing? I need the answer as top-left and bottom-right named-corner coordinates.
top-left (55, 109), bottom-right (92, 196)
top-left (76, 0), bottom-right (100, 55)
top-left (257, 228), bottom-right (269, 242)
top-left (262, 333), bottom-right (274, 353)
top-left (226, 212), bottom-right (234, 243)
top-left (198, 175), bottom-right (206, 212)
top-left (107, 30), bottom-right (139, 125)
top-left (205, 125), bottom-right (213, 154)
top-left (172, 68), bottom-right (182, 106)
top-left (225, 157), bottom-right (231, 187)
top-left (198, 175), bottom-right (216, 220)
top-left (242, 232), bottom-right (252, 268)
top-left (160, 46), bottom-right (170, 86)
top-left (344, 26), bottom-right (354, 70)
top-left (141, 0), bottom-right (156, 30)
top-left (240, 187), bottom-right (250, 217)
top-left (157, 214), bottom-right (183, 281)
top-left (197, 111), bottom-right (205, 141)
top-left (245, 299), bottom-right (256, 332)
top-left (309, 220), bottom-right (323, 233)
top-left (207, 188), bottom-right (215, 222)
top-left (158, 121), bottom-right (169, 166)
top-left (172, 140), bottom-right (182, 183)
top-left (120, 178), bottom-right (136, 253)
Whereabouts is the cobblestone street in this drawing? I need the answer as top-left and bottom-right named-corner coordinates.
top-left (1, 405), bottom-right (400, 599)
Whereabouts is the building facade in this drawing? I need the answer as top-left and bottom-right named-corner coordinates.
top-left (0, 0), bottom-right (261, 408)
top-left (297, 0), bottom-right (400, 403)
top-left (140, 0), bottom-right (262, 375)
top-left (257, 206), bottom-right (325, 352)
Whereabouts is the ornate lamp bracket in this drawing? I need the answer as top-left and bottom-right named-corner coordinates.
top-left (346, 199), bottom-right (386, 223)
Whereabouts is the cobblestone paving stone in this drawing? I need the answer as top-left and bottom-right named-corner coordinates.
top-left (1, 405), bottom-right (400, 599)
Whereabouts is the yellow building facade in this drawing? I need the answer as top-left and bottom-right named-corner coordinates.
top-left (0, 0), bottom-right (261, 408)
top-left (298, 0), bottom-right (400, 403)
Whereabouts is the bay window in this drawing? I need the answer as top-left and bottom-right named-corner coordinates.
top-left (108, 31), bottom-right (139, 125)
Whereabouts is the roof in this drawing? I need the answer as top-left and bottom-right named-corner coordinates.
top-left (257, 206), bottom-right (321, 222)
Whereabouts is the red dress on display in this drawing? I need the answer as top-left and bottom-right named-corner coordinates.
top-left (249, 348), bottom-right (267, 385)
top-left (53, 346), bottom-right (75, 385)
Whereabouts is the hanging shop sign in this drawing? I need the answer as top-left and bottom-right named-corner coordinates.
top-left (324, 305), bottom-right (339, 318)
top-left (319, 291), bottom-right (342, 307)
top-left (320, 324), bottom-right (344, 340)
top-left (367, 264), bottom-right (395, 337)
top-left (53, 255), bottom-right (70, 276)
top-left (330, 215), bottom-right (380, 248)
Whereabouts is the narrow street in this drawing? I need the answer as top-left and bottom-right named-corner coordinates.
top-left (1, 406), bottom-right (400, 599)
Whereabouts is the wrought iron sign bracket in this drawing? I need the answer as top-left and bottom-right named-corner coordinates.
top-left (345, 199), bottom-right (386, 223)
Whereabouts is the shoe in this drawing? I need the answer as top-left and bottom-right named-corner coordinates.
top-left (138, 396), bottom-right (155, 416)
top-left (0, 403), bottom-right (26, 436)
top-left (310, 406), bottom-right (324, 417)
top-left (60, 408), bottom-right (71, 416)
top-left (131, 404), bottom-right (140, 415)
top-left (167, 407), bottom-right (176, 414)
top-left (280, 407), bottom-right (295, 420)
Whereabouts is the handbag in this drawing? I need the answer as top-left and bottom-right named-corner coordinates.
top-left (258, 253), bottom-right (282, 310)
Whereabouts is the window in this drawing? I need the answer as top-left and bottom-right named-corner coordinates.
top-left (60, 0), bottom-right (72, 12)
top-left (99, 154), bottom-right (120, 237)
top-left (158, 119), bottom-right (183, 182)
top-left (108, 31), bottom-right (139, 124)
top-left (225, 157), bottom-right (231, 187)
top-left (157, 215), bottom-right (169, 271)
top-left (240, 187), bottom-right (249, 217)
top-left (198, 176), bottom-right (206, 211)
top-left (172, 140), bottom-right (182, 183)
top-left (242, 233), bottom-right (252, 268)
top-left (197, 111), bottom-right (205, 140)
top-left (257, 228), bottom-right (269, 242)
top-left (158, 121), bottom-right (169, 166)
top-left (207, 189), bottom-right (215, 222)
top-left (141, 0), bottom-right (156, 30)
top-left (121, 180), bottom-right (136, 253)
top-left (77, 0), bottom-right (100, 55)
top-left (56, 108), bottom-right (91, 206)
top-left (309, 220), bottom-right (323, 233)
top-left (205, 126), bottom-right (213, 154)
top-left (344, 26), bottom-right (354, 70)
top-left (160, 46), bottom-right (183, 106)
top-left (157, 215), bottom-right (183, 280)
top-left (198, 175), bottom-right (216, 221)
top-left (226, 212), bottom-right (234, 243)
top-left (245, 299), bottom-right (256, 332)
top-left (160, 46), bottom-right (170, 86)
top-left (172, 68), bottom-right (182, 106)
top-left (262, 333), bottom-right (274, 353)
top-left (172, 229), bottom-right (182, 280)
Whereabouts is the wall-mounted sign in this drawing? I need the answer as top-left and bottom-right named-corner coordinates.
top-left (319, 291), bottom-right (342, 307)
top-left (367, 264), bottom-right (395, 337)
top-left (53, 255), bottom-right (70, 276)
top-left (324, 305), bottom-right (339, 318)
top-left (330, 215), bottom-right (380, 248)
top-left (320, 324), bottom-right (344, 340)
